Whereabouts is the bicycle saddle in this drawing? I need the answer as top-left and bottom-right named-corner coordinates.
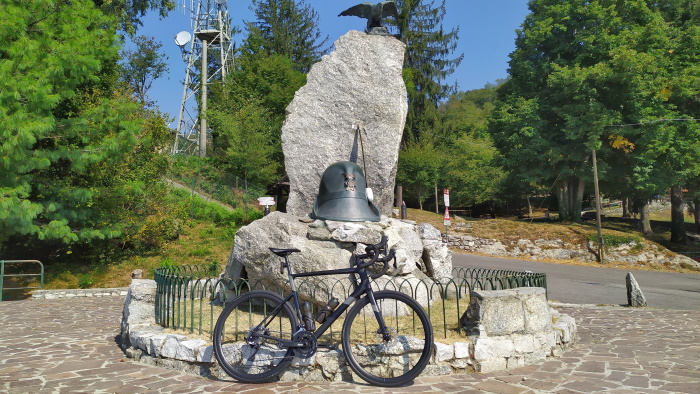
top-left (269, 248), bottom-right (301, 257)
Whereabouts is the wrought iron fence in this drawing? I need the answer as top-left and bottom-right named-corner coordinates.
top-left (154, 264), bottom-right (546, 340)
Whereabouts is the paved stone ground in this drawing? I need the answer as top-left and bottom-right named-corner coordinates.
top-left (1, 297), bottom-right (698, 393)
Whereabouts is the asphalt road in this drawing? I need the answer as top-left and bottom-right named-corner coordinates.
top-left (452, 252), bottom-right (700, 311)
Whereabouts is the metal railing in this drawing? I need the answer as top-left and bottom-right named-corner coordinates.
top-left (154, 264), bottom-right (546, 339)
top-left (0, 260), bottom-right (44, 302)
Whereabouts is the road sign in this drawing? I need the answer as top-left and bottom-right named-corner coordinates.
top-left (443, 206), bottom-right (451, 226)
top-left (443, 188), bottom-right (450, 207)
top-left (258, 196), bottom-right (275, 206)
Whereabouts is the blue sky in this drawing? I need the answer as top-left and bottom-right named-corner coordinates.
top-left (134, 0), bottom-right (530, 126)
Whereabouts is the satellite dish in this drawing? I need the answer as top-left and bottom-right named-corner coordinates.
top-left (174, 31), bottom-right (191, 47)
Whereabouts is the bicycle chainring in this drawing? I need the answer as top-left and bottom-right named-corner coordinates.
top-left (292, 330), bottom-right (318, 358)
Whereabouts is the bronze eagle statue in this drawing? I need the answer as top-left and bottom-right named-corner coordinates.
top-left (339, 1), bottom-right (399, 34)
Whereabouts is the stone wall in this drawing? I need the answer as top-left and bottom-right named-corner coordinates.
top-left (32, 288), bottom-right (128, 300)
top-left (120, 280), bottom-right (577, 380)
top-left (461, 287), bottom-right (577, 372)
top-left (445, 234), bottom-right (700, 269)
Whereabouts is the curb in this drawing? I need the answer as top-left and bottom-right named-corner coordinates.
top-left (32, 287), bottom-right (128, 300)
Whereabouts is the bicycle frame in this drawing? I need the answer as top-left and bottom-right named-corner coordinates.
top-left (258, 254), bottom-right (391, 348)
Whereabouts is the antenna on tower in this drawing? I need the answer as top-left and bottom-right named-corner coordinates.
top-left (172, 0), bottom-right (235, 157)
top-left (174, 31), bottom-right (191, 59)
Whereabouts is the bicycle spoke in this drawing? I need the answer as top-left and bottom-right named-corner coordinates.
top-left (342, 291), bottom-right (433, 386)
top-left (213, 291), bottom-right (297, 382)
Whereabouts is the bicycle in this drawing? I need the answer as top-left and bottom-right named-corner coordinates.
top-left (212, 236), bottom-right (434, 387)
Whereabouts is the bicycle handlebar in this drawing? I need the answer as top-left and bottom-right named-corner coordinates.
top-left (356, 236), bottom-right (397, 278)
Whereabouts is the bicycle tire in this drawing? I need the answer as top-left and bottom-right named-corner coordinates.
top-left (213, 290), bottom-right (297, 383)
top-left (341, 290), bottom-right (434, 387)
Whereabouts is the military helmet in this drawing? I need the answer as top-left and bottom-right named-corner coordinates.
top-left (312, 161), bottom-right (381, 222)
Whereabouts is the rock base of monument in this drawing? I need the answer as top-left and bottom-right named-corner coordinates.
top-left (225, 212), bottom-right (452, 306)
top-left (120, 280), bottom-right (576, 380)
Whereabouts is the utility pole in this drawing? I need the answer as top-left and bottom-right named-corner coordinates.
top-left (199, 39), bottom-right (208, 157)
top-left (592, 149), bottom-right (605, 263)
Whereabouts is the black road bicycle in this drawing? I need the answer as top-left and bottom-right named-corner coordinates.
top-left (212, 236), bottom-right (434, 387)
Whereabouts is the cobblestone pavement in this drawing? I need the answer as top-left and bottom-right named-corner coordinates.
top-left (1, 297), bottom-right (698, 393)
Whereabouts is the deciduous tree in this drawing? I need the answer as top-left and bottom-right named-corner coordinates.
top-left (119, 35), bottom-right (169, 107)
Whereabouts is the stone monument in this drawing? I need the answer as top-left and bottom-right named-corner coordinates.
top-left (281, 30), bottom-right (407, 217)
top-left (226, 30), bottom-right (449, 304)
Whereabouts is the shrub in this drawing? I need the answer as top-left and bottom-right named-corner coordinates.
top-left (587, 233), bottom-right (643, 250)
top-left (77, 274), bottom-right (94, 289)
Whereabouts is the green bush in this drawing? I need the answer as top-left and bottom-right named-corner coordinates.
top-left (587, 233), bottom-right (643, 250)
top-left (77, 274), bottom-right (94, 289)
top-left (159, 258), bottom-right (176, 268)
top-left (189, 247), bottom-right (212, 257)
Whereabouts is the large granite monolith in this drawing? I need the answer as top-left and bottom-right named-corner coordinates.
top-left (281, 30), bottom-right (407, 217)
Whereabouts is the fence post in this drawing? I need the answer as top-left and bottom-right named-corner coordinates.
top-left (1, 260), bottom-right (4, 302)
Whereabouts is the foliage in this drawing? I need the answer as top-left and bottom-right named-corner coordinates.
top-left (168, 154), bottom-right (268, 209)
top-left (397, 84), bottom-right (503, 209)
top-left (392, 0), bottom-right (463, 136)
top-left (93, 0), bottom-right (175, 36)
top-left (439, 83), bottom-right (499, 140)
top-left (587, 233), bottom-right (643, 250)
top-left (209, 53), bottom-right (305, 186)
top-left (488, 0), bottom-right (700, 225)
top-left (397, 137), bottom-right (445, 209)
top-left (119, 35), bottom-right (169, 107)
top-left (77, 274), bottom-right (94, 289)
top-left (0, 0), bottom-right (172, 250)
top-left (442, 136), bottom-right (504, 207)
top-left (241, 0), bottom-right (328, 73)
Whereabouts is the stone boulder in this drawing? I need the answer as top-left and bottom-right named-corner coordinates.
top-left (282, 30), bottom-right (407, 217)
top-left (225, 212), bottom-right (451, 306)
top-left (626, 272), bottom-right (647, 307)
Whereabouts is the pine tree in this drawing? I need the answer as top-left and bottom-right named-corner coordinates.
top-left (241, 0), bottom-right (328, 73)
top-left (0, 0), bottom-right (170, 247)
top-left (393, 0), bottom-right (463, 136)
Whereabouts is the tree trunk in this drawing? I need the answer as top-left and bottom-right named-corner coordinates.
top-left (622, 197), bottom-right (631, 218)
top-left (556, 176), bottom-right (585, 221)
top-left (670, 186), bottom-right (687, 243)
top-left (638, 199), bottom-right (653, 235)
top-left (694, 198), bottom-right (700, 233)
top-left (526, 195), bottom-right (533, 216)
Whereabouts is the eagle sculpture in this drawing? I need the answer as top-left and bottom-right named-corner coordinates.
top-left (339, 1), bottom-right (399, 34)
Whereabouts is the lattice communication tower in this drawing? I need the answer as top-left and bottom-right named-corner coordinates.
top-left (172, 0), bottom-right (235, 156)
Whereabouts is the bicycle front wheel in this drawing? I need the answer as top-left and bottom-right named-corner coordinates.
top-left (341, 290), bottom-right (434, 387)
top-left (213, 290), bottom-right (297, 383)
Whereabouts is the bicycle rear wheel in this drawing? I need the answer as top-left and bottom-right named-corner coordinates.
top-left (341, 290), bottom-right (433, 387)
top-left (213, 290), bottom-right (297, 383)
